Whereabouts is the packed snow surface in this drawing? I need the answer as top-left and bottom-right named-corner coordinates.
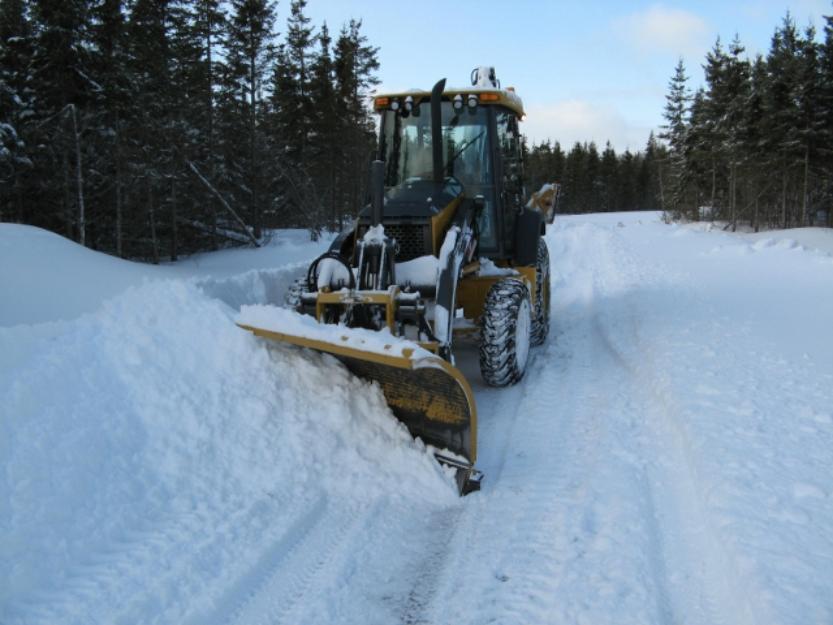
top-left (3, 214), bottom-right (833, 624)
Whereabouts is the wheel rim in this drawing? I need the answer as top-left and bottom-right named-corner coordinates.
top-left (515, 297), bottom-right (531, 370)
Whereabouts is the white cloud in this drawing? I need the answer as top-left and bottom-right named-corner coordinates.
top-left (615, 4), bottom-right (711, 57)
top-left (522, 100), bottom-right (654, 153)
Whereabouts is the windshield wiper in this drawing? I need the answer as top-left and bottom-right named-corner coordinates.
top-left (445, 129), bottom-right (486, 176)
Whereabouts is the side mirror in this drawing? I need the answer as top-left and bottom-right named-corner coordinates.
top-left (528, 182), bottom-right (560, 224)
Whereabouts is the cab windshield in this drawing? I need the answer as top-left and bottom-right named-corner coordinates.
top-left (381, 102), bottom-right (492, 190)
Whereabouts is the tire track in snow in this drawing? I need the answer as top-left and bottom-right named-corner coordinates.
top-left (582, 218), bottom-right (765, 625)
top-left (197, 496), bottom-right (366, 625)
top-left (396, 308), bottom-right (572, 624)
top-left (412, 222), bottom-right (685, 625)
top-left (595, 306), bottom-right (763, 625)
top-left (14, 493), bottom-right (285, 625)
top-left (398, 505), bottom-right (464, 625)
top-left (191, 494), bottom-right (329, 625)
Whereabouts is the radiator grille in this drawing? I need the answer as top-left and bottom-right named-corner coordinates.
top-left (359, 223), bottom-right (431, 261)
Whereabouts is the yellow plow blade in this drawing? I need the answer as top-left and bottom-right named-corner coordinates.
top-left (237, 323), bottom-right (478, 468)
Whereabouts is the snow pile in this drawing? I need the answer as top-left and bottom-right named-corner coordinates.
top-left (0, 224), bottom-right (159, 326)
top-left (362, 224), bottom-right (386, 243)
top-left (740, 227), bottom-right (833, 256)
top-left (0, 228), bottom-right (453, 624)
top-left (0, 224), bottom-right (331, 327)
top-left (477, 257), bottom-right (518, 277)
top-left (196, 262), bottom-right (310, 310)
top-left (396, 254), bottom-right (438, 287)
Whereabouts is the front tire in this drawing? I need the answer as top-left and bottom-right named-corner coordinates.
top-left (530, 238), bottom-right (551, 346)
top-left (285, 276), bottom-right (309, 310)
top-left (479, 278), bottom-right (532, 387)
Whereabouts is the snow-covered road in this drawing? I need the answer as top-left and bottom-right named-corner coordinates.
top-left (3, 214), bottom-right (832, 624)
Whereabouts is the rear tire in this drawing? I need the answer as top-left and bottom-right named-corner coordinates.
top-left (530, 238), bottom-right (551, 346)
top-left (479, 278), bottom-right (532, 387)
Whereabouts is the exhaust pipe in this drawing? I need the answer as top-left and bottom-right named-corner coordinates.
top-left (431, 78), bottom-right (446, 193)
top-left (370, 159), bottom-right (384, 227)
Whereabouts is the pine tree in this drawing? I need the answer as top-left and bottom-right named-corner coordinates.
top-left (562, 142), bottom-right (586, 213)
top-left (820, 10), bottom-right (833, 225)
top-left (640, 132), bottom-right (664, 211)
top-left (307, 22), bottom-right (339, 228)
top-left (660, 57), bottom-right (690, 216)
top-left (598, 142), bottom-right (618, 212)
top-left (702, 37), bottom-right (730, 216)
top-left (89, 0), bottom-right (132, 254)
top-left (0, 0), bottom-right (34, 222)
top-left (225, 0), bottom-right (276, 237)
top-left (740, 54), bottom-right (771, 230)
top-left (333, 18), bottom-right (379, 223)
top-left (767, 14), bottom-right (804, 227)
top-left (126, 0), bottom-right (177, 260)
top-left (29, 0), bottom-right (97, 244)
top-left (272, 0), bottom-right (313, 160)
top-left (268, 0), bottom-right (319, 229)
top-left (723, 35), bottom-right (750, 230)
top-left (585, 141), bottom-right (600, 211)
top-left (795, 25), bottom-right (823, 225)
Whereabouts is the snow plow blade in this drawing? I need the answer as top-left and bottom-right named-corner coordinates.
top-left (237, 322), bottom-right (481, 494)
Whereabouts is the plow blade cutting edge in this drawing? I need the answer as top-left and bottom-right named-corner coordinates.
top-left (237, 322), bottom-right (481, 493)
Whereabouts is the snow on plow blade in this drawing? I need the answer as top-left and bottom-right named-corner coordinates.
top-left (236, 311), bottom-right (479, 493)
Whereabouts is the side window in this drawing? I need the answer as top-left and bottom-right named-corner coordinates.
top-left (496, 110), bottom-right (524, 250)
top-left (496, 111), bottom-right (520, 160)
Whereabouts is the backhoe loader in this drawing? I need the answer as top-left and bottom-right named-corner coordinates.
top-left (238, 68), bottom-right (559, 493)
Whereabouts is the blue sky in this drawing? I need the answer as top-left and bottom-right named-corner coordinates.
top-left (304, 1), bottom-right (832, 151)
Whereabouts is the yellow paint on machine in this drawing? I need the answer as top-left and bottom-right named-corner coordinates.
top-left (457, 266), bottom-right (537, 322)
top-left (431, 196), bottom-right (462, 254)
top-left (237, 322), bottom-right (477, 462)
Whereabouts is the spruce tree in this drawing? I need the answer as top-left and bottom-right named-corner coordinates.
top-left (723, 35), bottom-right (750, 229)
top-left (767, 14), bottom-right (803, 227)
top-left (0, 0), bottom-right (34, 222)
top-left (89, 0), bottom-right (132, 254)
top-left (225, 0), bottom-right (276, 237)
top-left (660, 58), bottom-right (690, 216)
top-left (29, 0), bottom-right (96, 243)
top-left (308, 22), bottom-right (339, 228)
top-left (820, 11), bottom-right (833, 225)
top-left (740, 55), bottom-right (771, 230)
top-left (598, 142), bottom-right (618, 212)
top-left (702, 37), bottom-right (729, 216)
top-left (333, 18), bottom-right (379, 222)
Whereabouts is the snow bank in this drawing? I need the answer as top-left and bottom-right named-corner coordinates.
top-left (0, 224), bottom-right (159, 326)
top-left (546, 215), bottom-right (833, 625)
top-left (195, 262), bottom-right (308, 310)
top-left (0, 231), bottom-right (453, 624)
top-left (0, 224), bottom-right (331, 327)
top-left (739, 227), bottom-right (833, 256)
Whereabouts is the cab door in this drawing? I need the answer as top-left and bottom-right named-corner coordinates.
top-left (493, 108), bottom-right (525, 258)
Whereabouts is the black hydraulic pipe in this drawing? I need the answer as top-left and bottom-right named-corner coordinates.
top-left (370, 159), bottom-right (384, 227)
top-left (431, 78), bottom-right (446, 192)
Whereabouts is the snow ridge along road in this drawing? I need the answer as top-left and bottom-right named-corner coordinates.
top-left (2, 214), bottom-right (832, 624)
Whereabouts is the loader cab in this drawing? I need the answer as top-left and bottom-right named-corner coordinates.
top-left (375, 91), bottom-right (526, 260)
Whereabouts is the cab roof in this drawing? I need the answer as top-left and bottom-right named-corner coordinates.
top-left (374, 86), bottom-right (525, 118)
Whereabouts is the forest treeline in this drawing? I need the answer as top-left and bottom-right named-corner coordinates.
top-left (0, 0), bottom-right (379, 260)
top-left (3, 4), bottom-right (831, 263)
top-left (527, 10), bottom-right (833, 227)
top-left (662, 12), bottom-right (833, 230)
top-left (524, 135), bottom-right (666, 214)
